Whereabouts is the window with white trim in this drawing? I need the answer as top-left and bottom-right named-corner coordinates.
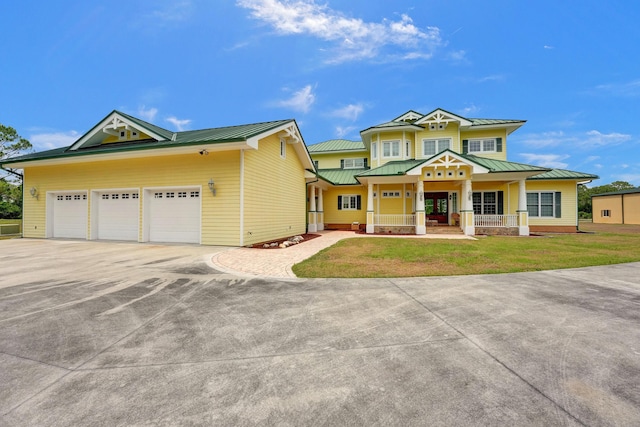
top-left (405, 140), bottom-right (411, 158)
top-left (338, 195), bottom-right (361, 210)
top-left (423, 139), bottom-right (451, 157)
top-left (280, 138), bottom-right (286, 159)
top-left (382, 140), bottom-right (400, 158)
top-left (473, 191), bottom-right (497, 215)
top-left (469, 138), bottom-right (497, 153)
top-left (527, 192), bottom-right (561, 218)
top-left (372, 142), bottom-right (377, 160)
top-left (601, 209), bottom-right (611, 217)
top-left (382, 191), bottom-right (401, 198)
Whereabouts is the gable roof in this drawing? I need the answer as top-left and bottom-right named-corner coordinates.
top-left (361, 108), bottom-right (526, 136)
top-left (307, 139), bottom-right (366, 153)
top-left (2, 112), bottom-right (313, 170)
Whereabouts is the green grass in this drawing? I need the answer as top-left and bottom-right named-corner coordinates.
top-left (292, 227), bottom-right (640, 278)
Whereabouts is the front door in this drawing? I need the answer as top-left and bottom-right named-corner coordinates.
top-left (424, 192), bottom-right (448, 224)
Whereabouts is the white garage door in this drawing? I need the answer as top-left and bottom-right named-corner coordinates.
top-left (97, 191), bottom-right (139, 241)
top-left (53, 193), bottom-right (88, 239)
top-left (149, 189), bottom-right (200, 243)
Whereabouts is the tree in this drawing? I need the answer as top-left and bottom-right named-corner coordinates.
top-left (1, 123), bottom-right (32, 218)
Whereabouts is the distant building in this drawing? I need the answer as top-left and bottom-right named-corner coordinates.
top-left (592, 188), bottom-right (640, 225)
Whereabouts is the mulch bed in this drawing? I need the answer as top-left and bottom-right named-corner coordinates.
top-left (249, 233), bottom-right (322, 249)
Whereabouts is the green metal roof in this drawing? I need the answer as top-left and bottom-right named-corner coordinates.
top-left (469, 118), bottom-right (526, 126)
top-left (528, 169), bottom-right (599, 181)
top-left (317, 168), bottom-right (366, 185)
top-left (592, 187), bottom-right (640, 197)
top-left (462, 154), bottom-right (549, 173)
top-left (2, 118), bottom-right (295, 166)
top-left (307, 139), bottom-right (366, 153)
top-left (356, 159), bottom-right (426, 177)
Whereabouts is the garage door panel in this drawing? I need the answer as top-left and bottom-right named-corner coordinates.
top-left (97, 192), bottom-right (139, 241)
top-left (148, 190), bottom-right (200, 244)
top-left (53, 193), bottom-right (88, 239)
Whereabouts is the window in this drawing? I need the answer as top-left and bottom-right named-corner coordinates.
top-left (111, 194), bottom-right (119, 200)
top-left (178, 192), bottom-right (187, 198)
top-left (465, 138), bottom-right (501, 154)
top-left (337, 195), bottom-right (361, 210)
top-left (132, 193), bottom-right (139, 199)
top-left (372, 142), bottom-right (377, 160)
top-left (382, 140), bottom-right (400, 158)
top-left (405, 140), bottom-right (411, 158)
top-left (472, 191), bottom-right (502, 215)
top-left (190, 191), bottom-right (200, 198)
top-left (166, 192), bottom-right (175, 198)
top-left (527, 192), bottom-right (561, 218)
top-left (382, 191), bottom-right (401, 198)
top-left (313, 160), bottom-right (319, 169)
top-left (422, 139), bottom-right (451, 156)
top-left (342, 158), bottom-right (365, 169)
top-left (154, 192), bottom-right (163, 199)
top-left (101, 194), bottom-right (109, 200)
top-left (280, 138), bottom-right (286, 159)
top-left (122, 193), bottom-right (129, 199)
top-left (602, 210), bottom-right (611, 217)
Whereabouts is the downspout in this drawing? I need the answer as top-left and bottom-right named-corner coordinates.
top-left (239, 150), bottom-right (244, 246)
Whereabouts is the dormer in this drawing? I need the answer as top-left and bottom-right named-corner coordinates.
top-left (68, 110), bottom-right (174, 150)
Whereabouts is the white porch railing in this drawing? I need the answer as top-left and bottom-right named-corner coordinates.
top-left (474, 214), bottom-right (518, 227)
top-left (374, 214), bottom-right (416, 226)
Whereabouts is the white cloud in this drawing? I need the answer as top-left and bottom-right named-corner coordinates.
top-left (515, 129), bottom-right (632, 149)
top-left (478, 74), bottom-right (505, 83)
top-left (165, 116), bottom-right (192, 131)
top-left (276, 84), bottom-right (316, 113)
top-left (237, 0), bottom-right (442, 63)
top-left (584, 130), bottom-right (632, 147)
top-left (543, 45), bottom-right (554, 50)
top-left (138, 106), bottom-right (158, 122)
top-left (29, 131), bottom-right (80, 151)
top-left (614, 173), bottom-right (640, 186)
top-left (335, 126), bottom-right (357, 138)
top-left (149, 0), bottom-right (193, 23)
top-left (593, 79), bottom-right (640, 97)
top-left (520, 153), bottom-right (570, 169)
top-left (330, 103), bottom-right (364, 121)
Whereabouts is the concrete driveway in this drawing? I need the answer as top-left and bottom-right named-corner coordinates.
top-left (1, 239), bottom-right (639, 426)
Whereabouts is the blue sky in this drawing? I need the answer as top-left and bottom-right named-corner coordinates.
top-left (2, 0), bottom-right (639, 186)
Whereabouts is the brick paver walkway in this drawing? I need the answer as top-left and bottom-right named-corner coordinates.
top-left (210, 230), bottom-right (474, 279)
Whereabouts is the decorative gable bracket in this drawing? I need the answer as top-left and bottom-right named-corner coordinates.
top-left (280, 125), bottom-right (301, 144)
top-left (102, 116), bottom-right (137, 138)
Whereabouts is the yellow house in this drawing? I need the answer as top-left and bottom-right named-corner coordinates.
top-left (592, 188), bottom-right (640, 225)
top-left (307, 109), bottom-right (598, 236)
top-left (1, 110), bottom-right (315, 246)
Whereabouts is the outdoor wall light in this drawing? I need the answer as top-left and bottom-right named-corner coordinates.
top-left (208, 178), bottom-right (216, 196)
top-left (29, 187), bottom-right (39, 200)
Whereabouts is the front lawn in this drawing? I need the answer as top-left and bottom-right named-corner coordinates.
top-left (292, 222), bottom-right (640, 278)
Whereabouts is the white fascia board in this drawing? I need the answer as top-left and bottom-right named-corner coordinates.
top-left (360, 125), bottom-right (422, 137)
top-left (69, 112), bottom-right (170, 150)
top-left (5, 141), bottom-right (251, 169)
top-left (415, 109), bottom-right (472, 126)
top-left (462, 122), bottom-right (526, 134)
top-left (406, 151), bottom-right (489, 175)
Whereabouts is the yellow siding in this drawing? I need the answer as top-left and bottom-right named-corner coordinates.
top-left (243, 135), bottom-right (307, 245)
top-left (526, 181), bottom-right (578, 227)
top-left (460, 129), bottom-right (508, 161)
top-left (23, 151), bottom-right (242, 246)
top-left (322, 186), bottom-right (367, 226)
top-left (623, 194), bottom-right (640, 224)
top-left (312, 151), bottom-right (367, 169)
top-left (592, 195), bottom-right (623, 224)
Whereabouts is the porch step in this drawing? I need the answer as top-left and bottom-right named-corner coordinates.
top-left (425, 225), bottom-right (464, 235)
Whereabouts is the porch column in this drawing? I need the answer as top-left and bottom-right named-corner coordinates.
top-left (308, 185), bottom-right (317, 232)
top-left (366, 182), bottom-right (375, 234)
top-left (517, 179), bottom-right (530, 236)
top-left (415, 180), bottom-right (426, 235)
top-left (461, 179), bottom-right (475, 236)
top-left (317, 188), bottom-right (324, 231)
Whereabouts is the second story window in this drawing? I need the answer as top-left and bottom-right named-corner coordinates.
top-left (341, 158), bottom-right (366, 169)
top-left (382, 140), bottom-right (400, 158)
top-left (464, 138), bottom-right (503, 154)
top-left (372, 142), bottom-right (378, 160)
top-left (423, 139), bottom-right (451, 157)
